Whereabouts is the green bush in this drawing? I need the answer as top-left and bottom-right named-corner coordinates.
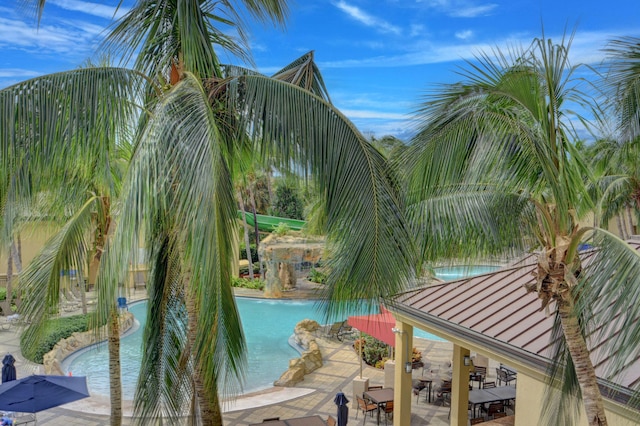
top-left (20, 315), bottom-right (93, 364)
top-left (232, 277), bottom-right (265, 291)
top-left (307, 268), bottom-right (326, 284)
top-left (239, 243), bottom-right (259, 263)
top-left (354, 334), bottom-right (390, 369)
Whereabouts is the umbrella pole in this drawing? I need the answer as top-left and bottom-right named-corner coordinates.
top-left (359, 331), bottom-right (363, 378)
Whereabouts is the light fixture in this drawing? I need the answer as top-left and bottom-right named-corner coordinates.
top-left (464, 355), bottom-right (471, 367)
top-left (392, 327), bottom-right (412, 374)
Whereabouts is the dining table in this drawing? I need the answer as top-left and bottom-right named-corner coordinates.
top-left (467, 386), bottom-right (516, 418)
top-left (249, 414), bottom-right (326, 426)
top-left (363, 387), bottom-right (394, 425)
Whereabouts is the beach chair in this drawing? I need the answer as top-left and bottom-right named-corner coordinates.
top-left (327, 320), bottom-right (352, 341)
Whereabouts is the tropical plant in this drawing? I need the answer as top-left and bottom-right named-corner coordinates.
top-left (6, 4), bottom-right (417, 426)
top-left (402, 30), bottom-right (640, 426)
top-left (270, 181), bottom-right (305, 220)
top-left (1, 65), bottom-right (147, 426)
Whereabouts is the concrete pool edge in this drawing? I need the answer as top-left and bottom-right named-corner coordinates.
top-left (59, 386), bottom-right (317, 416)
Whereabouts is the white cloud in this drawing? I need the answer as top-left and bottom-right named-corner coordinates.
top-left (0, 68), bottom-right (41, 79)
top-left (417, 0), bottom-right (497, 18)
top-left (318, 28), bottom-right (638, 69)
top-left (0, 17), bottom-right (99, 56)
top-left (49, 0), bottom-right (128, 20)
top-left (334, 1), bottom-right (401, 35)
top-left (450, 4), bottom-right (497, 18)
top-left (455, 30), bottom-right (474, 40)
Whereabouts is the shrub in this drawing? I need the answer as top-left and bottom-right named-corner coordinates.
top-left (272, 222), bottom-right (290, 236)
top-left (20, 314), bottom-right (93, 363)
top-left (232, 277), bottom-right (265, 291)
top-left (307, 268), bottom-right (326, 284)
top-left (239, 243), bottom-right (259, 263)
top-left (354, 333), bottom-right (390, 369)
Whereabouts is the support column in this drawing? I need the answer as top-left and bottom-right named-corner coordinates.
top-left (450, 344), bottom-right (471, 426)
top-left (393, 321), bottom-right (413, 426)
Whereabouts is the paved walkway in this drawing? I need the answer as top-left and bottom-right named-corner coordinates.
top-left (0, 281), bottom-right (468, 425)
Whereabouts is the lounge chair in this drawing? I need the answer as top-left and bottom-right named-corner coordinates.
top-left (327, 320), bottom-right (353, 341)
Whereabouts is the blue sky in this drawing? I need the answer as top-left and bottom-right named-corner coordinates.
top-left (1, 0), bottom-right (639, 140)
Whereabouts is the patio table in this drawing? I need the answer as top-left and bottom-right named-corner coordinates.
top-left (364, 387), bottom-right (394, 425)
top-left (468, 386), bottom-right (516, 418)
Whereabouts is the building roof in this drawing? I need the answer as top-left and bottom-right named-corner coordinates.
top-left (389, 238), bottom-right (640, 404)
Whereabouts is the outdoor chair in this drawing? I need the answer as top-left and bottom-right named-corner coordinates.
top-left (482, 381), bottom-right (496, 389)
top-left (368, 385), bottom-right (383, 391)
top-left (383, 401), bottom-right (394, 425)
top-left (326, 415), bottom-right (337, 426)
top-left (497, 366), bottom-right (517, 386)
top-left (493, 412), bottom-right (508, 419)
top-left (327, 320), bottom-right (353, 341)
top-left (469, 366), bottom-right (486, 388)
top-left (470, 418), bottom-right (485, 424)
top-left (412, 379), bottom-right (427, 402)
top-left (481, 402), bottom-right (504, 419)
top-left (436, 380), bottom-right (452, 406)
top-left (355, 395), bottom-right (377, 420)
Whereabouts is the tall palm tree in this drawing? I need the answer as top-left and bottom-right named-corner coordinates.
top-left (12, 1), bottom-right (417, 425)
top-left (402, 31), bottom-right (640, 426)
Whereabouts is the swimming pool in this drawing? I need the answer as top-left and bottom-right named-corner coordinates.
top-left (433, 265), bottom-right (501, 281)
top-left (64, 298), bottom-right (444, 398)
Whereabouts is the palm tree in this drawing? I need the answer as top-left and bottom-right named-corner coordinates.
top-left (12, 1), bottom-right (417, 425)
top-left (402, 31), bottom-right (640, 426)
top-left (591, 37), bottom-right (640, 237)
top-left (1, 67), bottom-right (149, 426)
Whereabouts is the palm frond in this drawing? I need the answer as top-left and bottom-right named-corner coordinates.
top-left (17, 196), bottom-right (97, 347)
top-left (225, 75), bottom-right (418, 318)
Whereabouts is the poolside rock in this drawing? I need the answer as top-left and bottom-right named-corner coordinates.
top-left (43, 312), bottom-right (134, 375)
top-left (274, 319), bottom-right (324, 387)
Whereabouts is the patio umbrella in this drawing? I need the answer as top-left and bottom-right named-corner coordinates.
top-left (334, 391), bottom-right (349, 426)
top-left (347, 307), bottom-right (396, 346)
top-left (1, 355), bottom-right (16, 383)
top-left (0, 375), bottom-right (89, 414)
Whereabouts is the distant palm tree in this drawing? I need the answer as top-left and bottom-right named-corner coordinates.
top-left (10, 2), bottom-right (417, 425)
top-left (402, 31), bottom-right (640, 426)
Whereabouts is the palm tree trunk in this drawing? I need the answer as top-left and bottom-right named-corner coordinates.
top-left (626, 205), bottom-right (635, 236)
top-left (108, 310), bottom-right (122, 426)
top-left (616, 215), bottom-right (627, 240)
top-left (3, 246), bottom-right (13, 316)
top-left (247, 184), bottom-right (264, 279)
top-left (558, 302), bottom-right (608, 426)
top-left (185, 289), bottom-right (223, 425)
top-left (237, 190), bottom-right (254, 279)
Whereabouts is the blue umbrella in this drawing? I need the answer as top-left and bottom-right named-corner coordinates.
top-left (0, 375), bottom-right (89, 413)
top-left (334, 391), bottom-right (349, 426)
top-left (1, 355), bottom-right (16, 384)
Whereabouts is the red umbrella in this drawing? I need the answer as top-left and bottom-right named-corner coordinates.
top-left (347, 307), bottom-right (396, 346)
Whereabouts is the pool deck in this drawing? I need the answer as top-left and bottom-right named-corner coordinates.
top-left (0, 281), bottom-right (467, 425)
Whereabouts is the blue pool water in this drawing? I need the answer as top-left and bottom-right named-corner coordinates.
top-left (64, 298), bottom-right (445, 398)
top-left (434, 265), bottom-right (500, 281)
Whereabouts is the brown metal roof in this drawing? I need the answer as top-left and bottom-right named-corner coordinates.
top-left (390, 239), bottom-right (640, 401)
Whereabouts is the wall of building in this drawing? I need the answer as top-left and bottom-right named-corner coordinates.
top-left (0, 222), bottom-right (58, 281)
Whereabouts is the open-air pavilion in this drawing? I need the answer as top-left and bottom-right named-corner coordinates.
top-left (385, 237), bottom-right (640, 426)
